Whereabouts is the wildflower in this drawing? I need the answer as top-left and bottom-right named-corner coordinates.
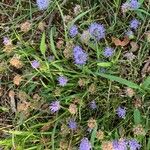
top-left (113, 139), bottom-right (127, 150)
top-left (49, 101), bottom-right (60, 113)
top-left (126, 30), bottom-right (134, 39)
top-left (57, 76), bottom-right (68, 86)
top-left (90, 100), bottom-right (97, 110)
top-left (31, 60), bottom-right (40, 69)
top-left (89, 22), bottom-right (105, 41)
top-left (130, 19), bottom-right (140, 30)
top-left (68, 118), bottom-right (77, 130)
top-left (68, 103), bottom-right (77, 115)
top-left (116, 107), bottom-right (126, 119)
top-left (103, 47), bottom-right (114, 58)
top-left (20, 21), bottom-right (31, 33)
top-left (80, 30), bottom-right (90, 44)
top-left (13, 74), bottom-right (22, 86)
top-left (69, 25), bottom-right (78, 38)
top-left (87, 118), bottom-right (97, 129)
top-left (128, 139), bottom-right (141, 150)
top-left (3, 37), bottom-right (11, 45)
top-left (125, 88), bottom-right (135, 97)
top-left (130, 0), bottom-right (140, 9)
top-left (79, 138), bottom-right (92, 150)
top-left (78, 78), bottom-right (86, 87)
top-left (73, 46), bottom-right (88, 65)
top-left (36, 0), bottom-right (50, 10)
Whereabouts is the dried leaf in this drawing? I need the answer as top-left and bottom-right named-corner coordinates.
top-left (130, 42), bottom-right (139, 52)
top-left (112, 36), bottom-right (130, 46)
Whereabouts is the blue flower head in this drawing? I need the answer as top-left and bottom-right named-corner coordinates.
top-left (49, 101), bottom-right (60, 113)
top-left (73, 46), bottom-right (88, 65)
top-left (128, 139), bottom-right (141, 150)
top-left (130, 19), bottom-right (140, 30)
top-left (69, 25), bottom-right (78, 38)
top-left (89, 22), bottom-right (105, 41)
top-left (113, 139), bottom-right (128, 150)
top-left (116, 107), bottom-right (126, 119)
top-left (90, 100), bottom-right (97, 110)
top-left (103, 47), bottom-right (114, 58)
top-left (130, 0), bottom-right (140, 9)
top-left (31, 60), bottom-right (40, 69)
top-left (36, 0), bottom-right (50, 10)
top-left (79, 138), bottom-right (92, 150)
top-left (57, 76), bottom-right (68, 86)
top-left (68, 119), bottom-right (77, 130)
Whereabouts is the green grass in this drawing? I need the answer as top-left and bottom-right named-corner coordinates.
top-left (0, 0), bottom-right (150, 149)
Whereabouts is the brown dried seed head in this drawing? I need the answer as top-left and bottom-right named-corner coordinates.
top-left (59, 140), bottom-right (68, 149)
top-left (78, 78), bottom-right (86, 87)
top-left (80, 30), bottom-right (90, 44)
top-left (87, 118), bottom-right (97, 129)
top-left (38, 21), bottom-right (46, 31)
top-left (3, 44), bottom-right (15, 53)
top-left (68, 103), bottom-right (77, 115)
top-left (133, 124), bottom-right (146, 136)
top-left (10, 57), bottom-right (23, 69)
top-left (101, 141), bottom-right (113, 150)
top-left (126, 87), bottom-right (135, 97)
top-left (17, 91), bottom-right (28, 102)
top-left (13, 74), bottom-right (22, 85)
top-left (74, 5), bottom-right (81, 16)
top-left (133, 98), bottom-right (142, 108)
top-left (64, 15), bottom-right (73, 23)
top-left (88, 83), bottom-right (96, 94)
top-left (56, 39), bottom-right (64, 49)
top-left (20, 21), bottom-right (31, 33)
top-left (17, 101), bottom-right (30, 112)
top-left (8, 90), bottom-right (15, 98)
top-left (60, 124), bottom-right (70, 136)
top-left (33, 94), bottom-right (41, 101)
top-left (96, 130), bottom-right (104, 140)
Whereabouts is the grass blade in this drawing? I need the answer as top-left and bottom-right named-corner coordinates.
top-left (40, 32), bottom-right (46, 56)
top-left (99, 73), bottom-right (141, 90)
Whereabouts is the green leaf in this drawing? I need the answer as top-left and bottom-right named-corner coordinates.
top-left (134, 108), bottom-right (141, 125)
top-left (50, 27), bottom-right (59, 59)
top-left (90, 123), bottom-right (98, 148)
top-left (141, 76), bottom-right (150, 90)
top-left (97, 62), bottom-right (112, 67)
top-left (40, 32), bottom-right (47, 56)
top-left (147, 138), bottom-right (150, 150)
top-left (99, 73), bottom-right (141, 90)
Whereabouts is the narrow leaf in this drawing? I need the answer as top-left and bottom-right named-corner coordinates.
top-left (40, 32), bottom-right (47, 56)
top-left (99, 73), bottom-right (141, 90)
top-left (134, 108), bottom-right (141, 125)
top-left (90, 123), bottom-right (98, 147)
top-left (97, 62), bottom-right (112, 67)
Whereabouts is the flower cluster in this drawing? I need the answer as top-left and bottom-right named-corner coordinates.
top-left (57, 76), bottom-right (68, 86)
top-left (73, 46), bottom-right (88, 65)
top-left (89, 22), bottom-right (105, 41)
top-left (68, 118), bottom-right (77, 130)
top-left (49, 101), bottom-right (60, 113)
top-left (103, 47), bottom-right (114, 58)
top-left (69, 25), bottom-right (78, 38)
top-left (36, 0), bottom-right (50, 10)
top-left (116, 107), bottom-right (126, 119)
top-left (79, 138), bottom-right (91, 150)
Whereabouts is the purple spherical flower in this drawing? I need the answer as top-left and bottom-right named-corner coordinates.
top-left (116, 107), bottom-right (126, 119)
top-left (130, 19), bottom-right (140, 30)
top-left (69, 25), bottom-right (78, 38)
top-left (68, 119), bottom-right (77, 130)
top-left (79, 138), bottom-right (92, 150)
top-left (73, 46), bottom-right (88, 65)
top-left (3, 37), bottom-right (10, 45)
top-left (49, 101), bottom-right (60, 113)
top-left (31, 60), bottom-right (40, 69)
top-left (130, 0), bottom-right (140, 9)
top-left (89, 22), bottom-right (105, 41)
top-left (36, 0), bottom-right (50, 10)
top-left (90, 100), bottom-right (97, 110)
top-left (103, 47), bottom-right (114, 58)
top-left (113, 139), bottom-right (128, 150)
top-left (128, 139), bottom-right (141, 150)
top-left (57, 76), bottom-right (68, 86)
